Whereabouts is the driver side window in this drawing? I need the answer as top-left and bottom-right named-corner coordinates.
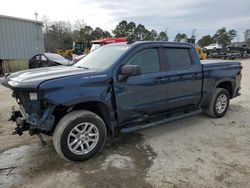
top-left (127, 48), bottom-right (160, 74)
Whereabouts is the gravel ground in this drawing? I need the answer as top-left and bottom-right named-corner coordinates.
top-left (0, 59), bottom-right (250, 188)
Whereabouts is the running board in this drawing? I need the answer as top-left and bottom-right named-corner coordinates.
top-left (121, 109), bottom-right (202, 133)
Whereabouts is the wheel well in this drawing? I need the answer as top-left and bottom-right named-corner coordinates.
top-left (216, 81), bottom-right (233, 98)
top-left (72, 101), bottom-right (111, 134)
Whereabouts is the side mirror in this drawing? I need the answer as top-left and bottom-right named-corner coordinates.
top-left (120, 65), bottom-right (141, 76)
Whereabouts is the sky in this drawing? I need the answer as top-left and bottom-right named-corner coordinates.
top-left (1, 0), bottom-right (250, 41)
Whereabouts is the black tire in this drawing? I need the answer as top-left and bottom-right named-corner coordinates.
top-left (205, 88), bottom-right (230, 118)
top-left (53, 110), bottom-right (107, 161)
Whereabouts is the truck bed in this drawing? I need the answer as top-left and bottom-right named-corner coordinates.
top-left (201, 60), bottom-right (241, 68)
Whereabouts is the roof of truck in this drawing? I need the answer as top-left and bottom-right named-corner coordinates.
top-left (106, 41), bottom-right (194, 48)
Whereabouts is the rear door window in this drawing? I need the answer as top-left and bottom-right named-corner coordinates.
top-left (162, 48), bottom-right (192, 70)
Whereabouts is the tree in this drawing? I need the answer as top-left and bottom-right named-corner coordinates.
top-left (112, 21), bottom-right (139, 39)
top-left (174, 33), bottom-right (188, 42)
top-left (78, 26), bottom-right (112, 48)
top-left (74, 19), bottom-right (86, 30)
top-left (212, 27), bottom-right (237, 48)
top-left (157, 31), bottom-right (168, 41)
top-left (41, 15), bottom-right (51, 51)
top-left (244, 29), bottom-right (250, 47)
top-left (79, 26), bottom-right (94, 47)
top-left (41, 15), bottom-right (50, 33)
top-left (92, 27), bottom-right (111, 39)
top-left (104, 31), bottom-right (112, 38)
top-left (144, 30), bottom-right (158, 40)
top-left (112, 20), bottom-right (128, 37)
top-left (113, 20), bottom-right (168, 41)
top-left (72, 30), bottom-right (80, 42)
top-left (42, 20), bottom-right (74, 52)
top-left (42, 18), bottom-right (170, 52)
top-left (126, 22), bottom-right (137, 39)
top-left (197, 35), bottom-right (214, 47)
top-left (134, 24), bottom-right (147, 40)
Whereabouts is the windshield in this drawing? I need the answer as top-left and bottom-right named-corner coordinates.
top-left (45, 53), bottom-right (66, 61)
top-left (90, 43), bottom-right (102, 52)
top-left (73, 44), bottom-right (130, 70)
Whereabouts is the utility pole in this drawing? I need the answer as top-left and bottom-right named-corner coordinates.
top-left (34, 12), bottom-right (39, 52)
top-left (191, 29), bottom-right (196, 39)
top-left (34, 12), bottom-right (38, 21)
top-left (165, 26), bottom-right (169, 41)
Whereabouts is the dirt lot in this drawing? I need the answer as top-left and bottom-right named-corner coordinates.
top-left (0, 59), bottom-right (250, 188)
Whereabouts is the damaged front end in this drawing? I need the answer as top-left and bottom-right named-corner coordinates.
top-left (9, 90), bottom-right (56, 136)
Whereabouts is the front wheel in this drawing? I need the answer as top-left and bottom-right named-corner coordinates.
top-left (53, 110), bottom-right (107, 161)
top-left (205, 88), bottom-right (230, 118)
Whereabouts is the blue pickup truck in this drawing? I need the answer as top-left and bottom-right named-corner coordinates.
top-left (2, 41), bottom-right (242, 161)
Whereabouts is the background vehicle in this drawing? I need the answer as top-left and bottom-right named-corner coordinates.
top-left (205, 42), bottom-right (250, 59)
top-left (57, 42), bottom-right (85, 60)
top-left (2, 41), bottom-right (242, 161)
top-left (226, 44), bottom-right (250, 53)
top-left (72, 42), bottom-right (85, 58)
top-left (182, 38), bottom-right (207, 60)
top-left (195, 47), bottom-right (207, 60)
top-left (56, 49), bottom-right (73, 60)
top-left (203, 43), bottom-right (222, 51)
top-left (29, 53), bottom-right (73, 69)
top-left (73, 38), bottom-right (128, 63)
top-left (90, 38), bottom-right (127, 52)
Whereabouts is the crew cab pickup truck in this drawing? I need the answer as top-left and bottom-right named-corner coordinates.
top-left (2, 41), bottom-right (242, 161)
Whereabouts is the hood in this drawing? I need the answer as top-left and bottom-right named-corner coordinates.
top-left (2, 66), bottom-right (95, 89)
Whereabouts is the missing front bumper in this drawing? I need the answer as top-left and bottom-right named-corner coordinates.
top-left (9, 105), bottom-right (56, 135)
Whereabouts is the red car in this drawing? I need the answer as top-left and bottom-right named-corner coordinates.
top-left (90, 38), bottom-right (127, 52)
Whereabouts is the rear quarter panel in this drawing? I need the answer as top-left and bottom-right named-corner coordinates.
top-left (201, 60), bottom-right (241, 106)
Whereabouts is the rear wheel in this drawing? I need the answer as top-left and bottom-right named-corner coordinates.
top-left (205, 88), bottom-right (230, 118)
top-left (53, 110), bottom-right (107, 161)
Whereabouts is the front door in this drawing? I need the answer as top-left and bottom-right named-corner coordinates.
top-left (114, 47), bottom-right (169, 126)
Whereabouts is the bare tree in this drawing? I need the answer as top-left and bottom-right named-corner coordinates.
top-left (244, 29), bottom-right (250, 47)
top-left (74, 20), bottom-right (86, 30)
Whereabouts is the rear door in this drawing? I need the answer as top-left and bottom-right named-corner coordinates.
top-left (161, 47), bottom-right (202, 110)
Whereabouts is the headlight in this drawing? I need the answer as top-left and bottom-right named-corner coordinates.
top-left (29, 93), bottom-right (38, 101)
